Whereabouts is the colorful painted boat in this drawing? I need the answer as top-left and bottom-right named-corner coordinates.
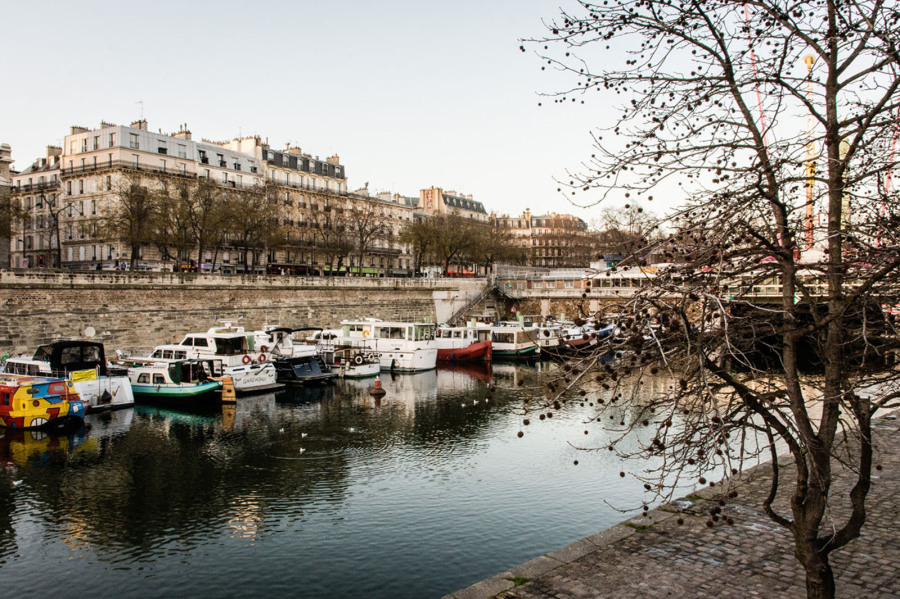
top-left (2, 340), bottom-right (134, 412)
top-left (0, 375), bottom-right (86, 430)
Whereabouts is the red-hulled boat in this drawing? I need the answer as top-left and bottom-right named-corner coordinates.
top-left (434, 326), bottom-right (493, 362)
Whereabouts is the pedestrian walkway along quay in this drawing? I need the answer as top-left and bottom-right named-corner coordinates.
top-left (444, 417), bottom-right (899, 599)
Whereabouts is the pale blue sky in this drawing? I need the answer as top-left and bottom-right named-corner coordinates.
top-left (2, 0), bottom-right (640, 222)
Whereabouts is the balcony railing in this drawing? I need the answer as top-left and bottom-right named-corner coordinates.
top-left (12, 181), bottom-right (59, 193)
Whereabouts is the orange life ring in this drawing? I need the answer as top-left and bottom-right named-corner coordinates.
top-left (242, 355), bottom-right (252, 364)
top-left (362, 329), bottom-right (369, 337)
top-left (258, 353), bottom-right (267, 362)
top-left (260, 345), bottom-right (269, 353)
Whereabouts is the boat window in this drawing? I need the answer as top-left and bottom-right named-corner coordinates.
top-left (378, 327), bottom-right (405, 339)
top-left (214, 337), bottom-right (244, 355)
top-left (496, 333), bottom-right (515, 343)
top-left (193, 338), bottom-right (209, 347)
top-left (150, 350), bottom-right (162, 358)
top-left (49, 383), bottom-right (67, 394)
top-left (412, 325), bottom-right (432, 341)
top-left (60, 347), bottom-right (82, 365)
top-left (175, 351), bottom-right (187, 359)
top-left (153, 374), bottom-right (166, 384)
top-left (453, 331), bottom-right (462, 338)
top-left (1, 392), bottom-right (9, 406)
top-left (137, 373), bottom-right (150, 383)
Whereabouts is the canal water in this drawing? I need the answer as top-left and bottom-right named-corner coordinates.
top-left (0, 362), bottom-right (675, 598)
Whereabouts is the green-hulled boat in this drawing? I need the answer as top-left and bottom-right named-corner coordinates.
top-left (121, 358), bottom-right (223, 401)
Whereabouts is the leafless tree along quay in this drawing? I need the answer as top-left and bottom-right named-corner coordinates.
top-left (522, 1), bottom-right (900, 598)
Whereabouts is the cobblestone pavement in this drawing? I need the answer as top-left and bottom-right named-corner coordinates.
top-left (444, 417), bottom-right (900, 599)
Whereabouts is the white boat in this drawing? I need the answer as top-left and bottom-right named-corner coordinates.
top-left (306, 329), bottom-right (383, 378)
top-left (477, 323), bottom-right (541, 359)
top-left (336, 319), bottom-right (438, 372)
top-left (148, 323), bottom-right (282, 395)
top-left (1, 340), bottom-right (135, 412)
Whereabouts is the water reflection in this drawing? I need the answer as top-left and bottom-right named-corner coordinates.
top-left (0, 362), bottom-right (684, 599)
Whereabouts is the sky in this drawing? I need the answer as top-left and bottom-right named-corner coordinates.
top-left (1, 0), bottom-right (640, 224)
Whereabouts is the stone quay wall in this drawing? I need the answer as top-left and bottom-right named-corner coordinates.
top-left (0, 270), bottom-right (486, 355)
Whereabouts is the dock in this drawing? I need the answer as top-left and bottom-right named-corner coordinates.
top-left (444, 416), bottom-right (900, 599)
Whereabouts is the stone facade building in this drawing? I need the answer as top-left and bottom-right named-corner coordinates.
top-left (417, 186), bottom-right (489, 222)
top-left (496, 209), bottom-right (592, 267)
top-left (0, 143), bottom-right (12, 268)
top-left (8, 146), bottom-right (62, 269)
top-left (7, 121), bottom-right (420, 276)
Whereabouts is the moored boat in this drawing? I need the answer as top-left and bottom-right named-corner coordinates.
top-left (256, 327), bottom-right (337, 385)
top-left (306, 329), bottom-right (385, 378)
top-left (0, 375), bottom-right (86, 430)
top-left (478, 324), bottom-right (540, 360)
top-left (120, 358), bottom-right (224, 402)
top-left (434, 325), bottom-right (492, 362)
top-left (148, 323), bottom-right (282, 395)
top-left (1, 340), bottom-right (135, 412)
top-left (337, 319), bottom-right (438, 372)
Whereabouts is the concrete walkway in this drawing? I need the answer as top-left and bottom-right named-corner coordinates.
top-left (443, 416), bottom-right (900, 599)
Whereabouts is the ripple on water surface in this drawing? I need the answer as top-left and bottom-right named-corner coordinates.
top-left (0, 364), bottom-right (684, 599)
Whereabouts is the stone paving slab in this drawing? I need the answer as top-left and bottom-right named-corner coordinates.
top-left (444, 417), bottom-right (900, 599)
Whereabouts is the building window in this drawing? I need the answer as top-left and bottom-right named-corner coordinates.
top-left (93, 136), bottom-right (100, 150)
top-left (178, 144), bottom-right (187, 158)
top-left (78, 180), bottom-right (84, 194)
top-left (66, 181), bottom-right (72, 195)
top-left (158, 140), bottom-right (167, 154)
top-left (109, 133), bottom-right (115, 147)
top-left (180, 163), bottom-right (187, 175)
top-left (105, 175), bottom-right (112, 190)
top-left (160, 159), bottom-right (166, 173)
top-left (129, 133), bottom-right (139, 149)
top-left (132, 154), bottom-right (139, 168)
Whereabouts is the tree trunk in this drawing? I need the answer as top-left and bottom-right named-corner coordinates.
top-left (803, 554), bottom-right (835, 599)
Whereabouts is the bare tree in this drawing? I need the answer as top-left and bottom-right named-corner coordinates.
top-left (400, 217), bottom-right (437, 275)
top-left (309, 204), bottom-right (353, 274)
top-left (105, 172), bottom-right (159, 269)
top-left (432, 214), bottom-right (479, 275)
top-left (345, 199), bottom-right (390, 275)
top-left (222, 183), bottom-right (280, 273)
top-left (468, 219), bottom-right (520, 274)
top-left (524, 2), bottom-right (900, 598)
top-left (151, 179), bottom-right (194, 267)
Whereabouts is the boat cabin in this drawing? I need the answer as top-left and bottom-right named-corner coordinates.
top-left (3, 340), bottom-right (108, 377)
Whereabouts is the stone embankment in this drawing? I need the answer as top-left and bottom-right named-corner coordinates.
top-left (0, 270), bottom-right (486, 354)
top-left (445, 416), bottom-right (900, 599)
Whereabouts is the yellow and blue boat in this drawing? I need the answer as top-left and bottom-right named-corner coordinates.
top-left (0, 375), bottom-right (86, 430)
